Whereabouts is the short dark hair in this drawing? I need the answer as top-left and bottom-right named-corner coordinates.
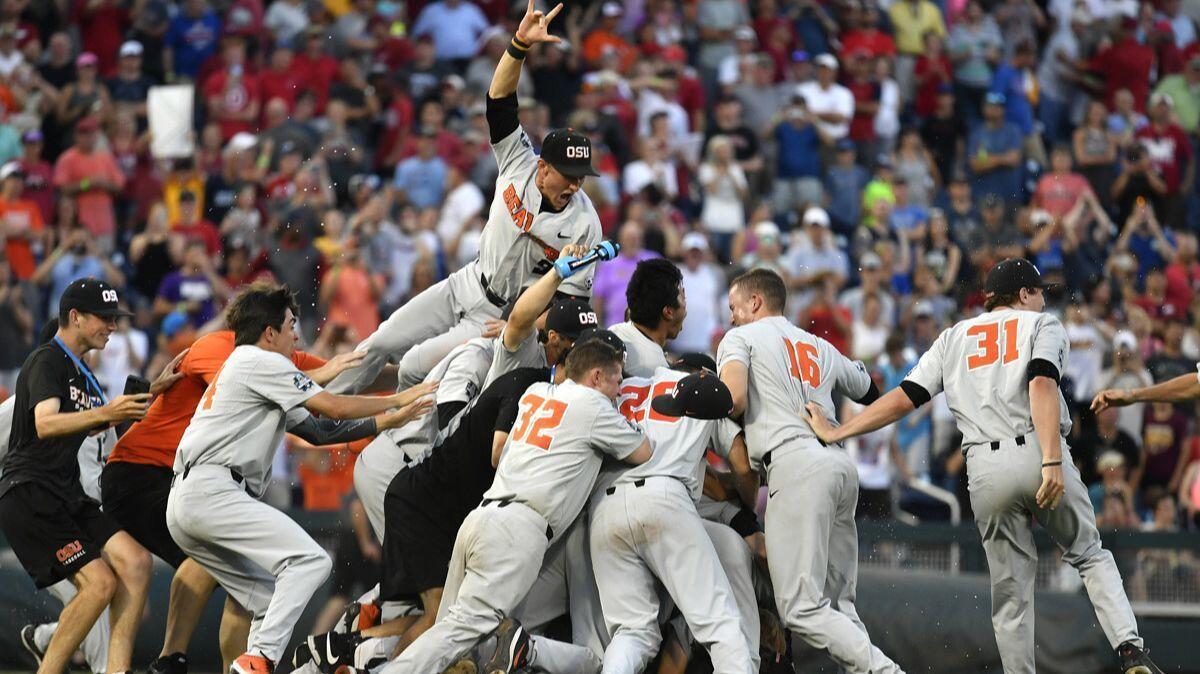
top-left (984, 290), bottom-right (1021, 311)
top-left (730, 268), bottom-right (787, 313)
top-left (564, 339), bottom-right (624, 382)
top-left (226, 282), bottom-right (298, 346)
top-left (626, 258), bottom-right (683, 328)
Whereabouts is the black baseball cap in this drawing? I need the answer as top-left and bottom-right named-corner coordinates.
top-left (672, 352), bottom-right (718, 374)
top-left (545, 298), bottom-right (598, 340)
top-left (540, 128), bottom-right (599, 178)
top-left (576, 327), bottom-right (626, 356)
top-left (60, 278), bottom-right (134, 318)
top-left (651, 372), bottom-right (733, 420)
top-left (984, 258), bottom-right (1059, 295)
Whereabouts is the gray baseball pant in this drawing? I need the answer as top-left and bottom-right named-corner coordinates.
top-left (326, 261), bottom-right (502, 394)
top-left (590, 477), bottom-right (754, 674)
top-left (37, 581), bottom-right (110, 674)
top-left (166, 466), bottom-right (332, 663)
top-left (381, 502), bottom-right (600, 674)
top-left (967, 437), bottom-right (1142, 674)
top-left (764, 446), bottom-right (904, 674)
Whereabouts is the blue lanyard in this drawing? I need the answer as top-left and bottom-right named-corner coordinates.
top-left (53, 336), bottom-right (108, 406)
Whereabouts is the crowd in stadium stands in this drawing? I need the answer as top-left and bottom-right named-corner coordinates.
top-left (1, 0), bottom-right (1200, 542)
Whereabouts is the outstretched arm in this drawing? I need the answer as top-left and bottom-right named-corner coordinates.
top-left (1092, 372), bottom-right (1200, 411)
top-left (803, 387), bottom-right (915, 444)
top-left (503, 243), bottom-right (589, 350)
top-left (489, 0), bottom-right (563, 100)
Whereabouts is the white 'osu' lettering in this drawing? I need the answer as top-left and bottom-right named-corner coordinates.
top-left (101, 289), bottom-right (118, 303)
top-left (580, 312), bottom-right (598, 324)
top-left (566, 145), bottom-right (590, 159)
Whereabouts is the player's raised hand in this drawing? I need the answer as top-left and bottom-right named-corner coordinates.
top-left (516, 0), bottom-right (564, 45)
top-left (482, 318), bottom-right (507, 339)
top-left (150, 348), bottom-right (189, 395)
top-left (103, 393), bottom-right (152, 423)
top-left (1035, 463), bottom-right (1065, 510)
top-left (1090, 388), bottom-right (1133, 412)
top-left (802, 402), bottom-right (837, 443)
top-left (380, 396), bottom-right (437, 430)
top-left (394, 380), bottom-right (439, 407)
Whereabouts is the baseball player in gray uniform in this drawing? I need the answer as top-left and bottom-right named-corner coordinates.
top-left (717, 268), bottom-right (903, 674)
top-left (591, 368), bottom-right (755, 674)
top-left (327, 0), bottom-right (601, 394)
top-left (165, 285), bottom-right (435, 674)
top-left (607, 258), bottom-right (686, 379)
top-left (807, 259), bottom-right (1163, 674)
top-left (383, 339), bottom-right (651, 674)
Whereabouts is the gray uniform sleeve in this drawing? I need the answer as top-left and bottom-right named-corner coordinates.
top-left (904, 330), bottom-right (949, 398)
top-left (437, 347), bottom-right (490, 406)
top-left (1029, 315), bottom-right (1069, 378)
top-left (250, 352), bottom-right (325, 411)
top-left (589, 406), bottom-right (647, 460)
top-left (716, 328), bottom-right (752, 371)
top-left (708, 418), bottom-right (743, 460)
top-left (826, 341), bottom-right (872, 400)
top-left (488, 331), bottom-right (543, 385)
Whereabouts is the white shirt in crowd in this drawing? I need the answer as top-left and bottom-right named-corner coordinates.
top-left (1064, 320), bottom-right (1105, 403)
top-left (437, 180), bottom-right (486, 251)
top-left (844, 400), bottom-right (895, 490)
top-left (95, 328), bottom-right (149, 401)
top-left (697, 162), bottom-right (747, 234)
top-left (623, 159), bottom-right (680, 199)
top-left (671, 261), bottom-right (726, 354)
top-left (796, 80), bottom-right (854, 139)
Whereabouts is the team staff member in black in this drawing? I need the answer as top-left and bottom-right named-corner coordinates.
top-left (0, 279), bottom-right (155, 674)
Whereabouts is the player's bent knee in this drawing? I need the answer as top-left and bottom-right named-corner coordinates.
top-left (76, 560), bottom-right (118, 603)
top-left (108, 539), bottom-right (153, 583)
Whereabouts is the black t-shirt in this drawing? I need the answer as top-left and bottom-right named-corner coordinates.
top-left (402, 367), bottom-right (550, 523)
top-left (1075, 426), bottom-right (1140, 486)
top-left (0, 343), bottom-right (105, 506)
top-left (1147, 351), bottom-right (1193, 384)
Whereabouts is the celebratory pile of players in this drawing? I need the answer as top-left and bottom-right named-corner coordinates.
top-left (0, 4), bottom-right (1179, 674)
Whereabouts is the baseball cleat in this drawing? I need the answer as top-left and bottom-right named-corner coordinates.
top-left (1117, 642), bottom-right (1164, 674)
top-left (482, 618), bottom-right (533, 674)
top-left (147, 652), bottom-right (189, 674)
top-left (291, 641), bottom-right (313, 669)
top-left (230, 653), bottom-right (274, 674)
top-left (298, 631), bottom-right (364, 673)
top-left (19, 624), bottom-right (44, 666)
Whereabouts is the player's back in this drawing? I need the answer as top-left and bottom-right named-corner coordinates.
top-left (717, 315), bottom-right (871, 465)
top-left (910, 308), bottom-right (1071, 447)
top-left (486, 379), bottom-right (644, 540)
top-left (613, 368), bottom-right (737, 499)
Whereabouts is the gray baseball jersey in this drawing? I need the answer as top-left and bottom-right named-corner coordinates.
top-left (904, 308), bottom-right (1072, 445)
top-left (481, 125), bottom-right (602, 301)
top-left (608, 322), bottom-right (669, 378)
top-left (482, 328), bottom-right (546, 389)
top-left (174, 345), bottom-right (323, 497)
top-left (485, 379), bottom-right (645, 542)
top-left (613, 367), bottom-right (740, 500)
top-left (717, 316), bottom-right (871, 467)
top-left (0, 396), bottom-right (114, 502)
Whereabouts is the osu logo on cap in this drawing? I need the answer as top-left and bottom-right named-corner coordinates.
top-left (566, 145), bottom-right (590, 159)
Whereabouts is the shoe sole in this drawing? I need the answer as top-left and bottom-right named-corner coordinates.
top-left (483, 620), bottom-right (528, 674)
top-left (20, 625), bottom-right (44, 666)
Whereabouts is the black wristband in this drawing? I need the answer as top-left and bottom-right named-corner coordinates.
top-left (1042, 460), bottom-right (1062, 467)
top-left (506, 42), bottom-right (528, 60)
top-left (512, 35), bottom-right (531, 49)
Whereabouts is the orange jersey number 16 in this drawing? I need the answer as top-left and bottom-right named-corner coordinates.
top-left (510, 393), bottom-right (568, 450)
top-left (783, 338), bottom-right (821, 387)
top-left (966, 318), bottom-right (1020, 370)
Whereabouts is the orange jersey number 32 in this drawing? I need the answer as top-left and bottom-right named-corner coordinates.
top-left (510, 393), bottom-right (568, 450)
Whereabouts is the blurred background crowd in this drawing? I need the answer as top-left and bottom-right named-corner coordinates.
top-left (1, 0), bottom-right (1200, 574)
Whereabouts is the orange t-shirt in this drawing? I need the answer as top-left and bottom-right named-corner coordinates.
top-left (108, 330), bottom-right (327, 468)
top-left (0, 197), bottom-right (45, 280)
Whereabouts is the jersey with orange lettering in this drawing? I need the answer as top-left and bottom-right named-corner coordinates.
top-left (716, 315), bottom-right (872, 468)
top-left (903, 308), bottom-right (1071, 445)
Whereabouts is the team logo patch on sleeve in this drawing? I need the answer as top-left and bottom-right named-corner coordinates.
top-left (294, 373), bottom-right (316, 392)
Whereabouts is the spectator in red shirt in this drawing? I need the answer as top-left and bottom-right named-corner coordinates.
top-left (203, 37), bottom-right (262, 141)
top-left (172, 190), bottom-right (222, 256)
top-left (259, 42), bottom-right (304, 112)
top-left (846, 50), bottom-right (881, 148)
top-left (1136, 92), bottom-right (1194, 225)
top-left (1088, 18), bottom-right (1155, 113)
top-left (52, 116), bottom-right (126, 251)
top-left (293, 28), bottom-right (340, 113)
top-left (75, 0), bottom-right (129, 77)
top-left (1033, 145), bottom-right (1095, 219)
top-left (397, 99), bottom-right (469, 173)
top-left (840, 4), bottom-right (896, 62)
top-left (798, 274), bottom-right (853, 355)
top-left (913, 32), bottom-right (953, 119)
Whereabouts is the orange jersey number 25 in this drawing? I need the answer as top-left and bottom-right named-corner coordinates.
top-left (966, 318), bottom-right (1020, 370)
top-left (510, 393), bottom-right (568, 450)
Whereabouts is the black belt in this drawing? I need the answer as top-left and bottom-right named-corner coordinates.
top-left (180, 463), bottom-right (243, 484)
top-left (480, 498), bottom-right (552, 540)
top-left (762, 451), bottom-right (772, 467)
top-left (990, 435), bottom-right (1026, 451)
top-left (604, 478), bottom-right (645, 496)
top-left (479, 273), bottom-right (508, 308)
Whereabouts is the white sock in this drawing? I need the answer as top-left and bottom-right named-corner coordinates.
top-left (34, 622), bottom-right (56, 651)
